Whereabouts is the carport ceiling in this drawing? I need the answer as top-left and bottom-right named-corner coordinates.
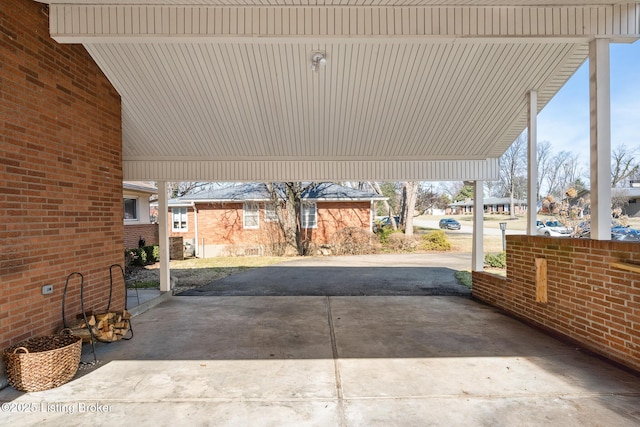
top-left (41, 1), bottom-right (640, 181)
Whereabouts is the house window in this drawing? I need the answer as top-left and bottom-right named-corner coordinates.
top-left (124, 198), bottom-right (138, 220)
top-left (264, 203), bottom-right (278, 222)
top-left (301, 202), bottom-right (317, 228)
top-left (244, 203), bottom-right (259, 229)
top-left (172, 208), bottom-right (188, 232)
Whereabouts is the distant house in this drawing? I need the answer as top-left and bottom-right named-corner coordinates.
top-left (563, 182), bottom-right (640, 218)
top-left (614, 185), bottom-right (640, 217)
top-left (123, 181), bottom-right (158, 249)
top-left (448, 197), bottom-right (527, 215)
top-left (168, 182), bottom-right (385, 257)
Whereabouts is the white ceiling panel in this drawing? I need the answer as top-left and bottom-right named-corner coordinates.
top-left (86, 40), bottom-right (586, 161)
top-left (42, 1), bottom-right (639, 180)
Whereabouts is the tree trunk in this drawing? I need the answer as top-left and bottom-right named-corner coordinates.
top-left (283, 183), bottom-right (303, 256)
top-left (510, 182), bottom-right (516, 219)
top-left (370, 181), bottom-right (397, 230)
top-left (402, 182), bottom-right (419, 236)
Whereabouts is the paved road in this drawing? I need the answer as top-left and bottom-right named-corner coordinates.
top-left (413, 218), bottom-right (526, 236)
top-left (179, 253), bottom-right (472, 297)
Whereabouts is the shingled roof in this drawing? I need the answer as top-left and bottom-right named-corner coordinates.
top-left (169, 182), bottom-right (385, 205)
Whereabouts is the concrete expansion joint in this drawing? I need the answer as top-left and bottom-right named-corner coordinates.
top-left (325, 296), bottom-right (348, 427)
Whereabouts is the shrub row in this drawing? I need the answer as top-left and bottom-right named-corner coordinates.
top-left (374, 227), bottom-right (453, 252)
top-left (484, 252), bottom-right (506, 268)
top-left (126, 245), bottom-right (160, 266)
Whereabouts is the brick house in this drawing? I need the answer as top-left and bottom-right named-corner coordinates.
top-left (448, 198), bottom-right (528, 215)
top-left (123, 182), bottom-right (158, 249)
top-left (168, 183), bottom-right (385, 257)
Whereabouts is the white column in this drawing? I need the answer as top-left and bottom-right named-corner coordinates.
top-left (157, 181), bottom-right (171, 292)
top-left (527, 90), bottom-right (538, 235)
top-left (472, 181), bottom-right (484, 272)
top-left (589, 38), bottom-right (612, 241)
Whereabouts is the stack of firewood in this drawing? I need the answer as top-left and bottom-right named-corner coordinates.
top-left (69, 311), bottom-right (131, 342)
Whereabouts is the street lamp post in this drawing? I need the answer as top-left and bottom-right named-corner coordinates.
top-left (499, 222), bottom-right (507, 252)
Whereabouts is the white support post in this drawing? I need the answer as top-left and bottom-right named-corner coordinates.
top-left (472, 181), bottom-right (484, 272)
top-left (157, 181), bottom-right (171, 292)
top-left (527, 90), bottom-right (538, 235)
top-left (589, 38), bottom-right (612, 241)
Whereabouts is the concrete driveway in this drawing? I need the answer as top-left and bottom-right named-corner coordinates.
top-left (1, 254), bottom-right (640, 426)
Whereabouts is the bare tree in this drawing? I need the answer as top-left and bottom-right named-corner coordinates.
top-left (544, 151), bottom-right (574, 199)
top-left (415, 183), bottom-right (445, 214)
top-left (499, 134), bottom-right (527, 218)
top-left (267, 182), bottom-right (318, 256)
top-left (400, 182), bottom-right (419, 236)
top-left (611, 144), bottom-right (640, 187)
top-left (438, 181), bottom-right (464, 202)
top-left (559, 152), bottom-right (582, 193)
top-left (536, 140), bottom-right (553, 201)
top-left (484, 180), bottom-right (499, 198)
top-left (369, 181), bottom-right (398, 230)
top-left (166, 182), bottom-right (212, 198)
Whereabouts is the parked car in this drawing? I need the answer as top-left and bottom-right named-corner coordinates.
top-left (439, 218), bottom-right (461, 230)
top-left (576, 229), bottom-right (640, 242)
top-left (611, 224), bottom-right (640, 237)
top-left (381, 216), bottom-right (401, 226)
top-left (536, 220), bottom-right (571, 237)
top-left (374, 216), bottom-right (401, 231)
top-left (576, 221), bottom-right (640, 241)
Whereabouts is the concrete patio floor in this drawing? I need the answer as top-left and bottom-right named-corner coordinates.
top-left (1, 294), bottom-right (639, 426)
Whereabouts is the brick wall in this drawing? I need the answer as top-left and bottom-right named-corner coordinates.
top-left (302, 201), bottom-right (371, 244)
top-left (473, 235), bottom-right (640, 372)
top-left (0, 0), bottom-right (122, 351)
top-left (169, 201), bottom-right (372, 250)
top-left (124, 224), bottom-right (159, 249)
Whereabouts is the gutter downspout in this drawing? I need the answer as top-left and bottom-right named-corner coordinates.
top-left (193, 203), bottom-right (199, 257)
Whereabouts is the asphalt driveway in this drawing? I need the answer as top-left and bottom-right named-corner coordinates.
top-left (179, 253), bottom-right (472, 296)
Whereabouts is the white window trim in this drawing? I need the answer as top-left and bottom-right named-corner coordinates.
top-left (264, 203), bottom-right (278, 222)
top-left (172, 207), bottom-right (188, 232)
top-left (301, 202), bottom-right (318, 229)
top-left (243, 202), bottom-right (260, 229)
top-left (124, 197), bottom-right (139, 222)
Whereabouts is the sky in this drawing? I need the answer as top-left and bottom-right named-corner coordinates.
top-left (537, 40), bottom-right (640, 169)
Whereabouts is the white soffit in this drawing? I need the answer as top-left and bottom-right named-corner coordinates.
top-left (43, 2), bottom-right (640, 181)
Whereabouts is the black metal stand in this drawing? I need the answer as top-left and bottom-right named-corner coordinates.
top-left (62, 272), bottom-right (97, 364)
top-left (109, 264), bottom-right (133, 340)
top-left (62, 265), bottom-right (134, 364)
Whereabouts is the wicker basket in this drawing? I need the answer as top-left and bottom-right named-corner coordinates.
top-left (3, 333), bottom-right (82, 392)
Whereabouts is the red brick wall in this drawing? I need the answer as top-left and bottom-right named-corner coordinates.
top-left (473, 235), bottom-right (640, 372)
top-left (168, 201), bottom-right (372, 248)
top-left (169, 203), bottom-right (271, 245)
top-left (302, 201), bottom-right (371, 244)
top-left (0, 0), bottom-right (122, 350)
top-left (124, 224), bottom-right (159, 249)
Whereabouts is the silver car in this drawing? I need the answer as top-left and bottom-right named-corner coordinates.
top-left (536, 220), bottom-right (571, 237)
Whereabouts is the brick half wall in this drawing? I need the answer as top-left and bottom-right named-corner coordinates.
top-left (473, 235), bottom-right (640, 372)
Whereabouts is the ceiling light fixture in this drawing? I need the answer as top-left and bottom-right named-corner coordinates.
top-left (310, 50), bottom-right (327, 72)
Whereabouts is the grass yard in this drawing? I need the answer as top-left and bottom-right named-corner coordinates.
top-left (445, 233), bottom-right (504, 253)
top-left (127, 256), bottom-right (289, 291)
top-left (455, 213), bottom-right (528, 230)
